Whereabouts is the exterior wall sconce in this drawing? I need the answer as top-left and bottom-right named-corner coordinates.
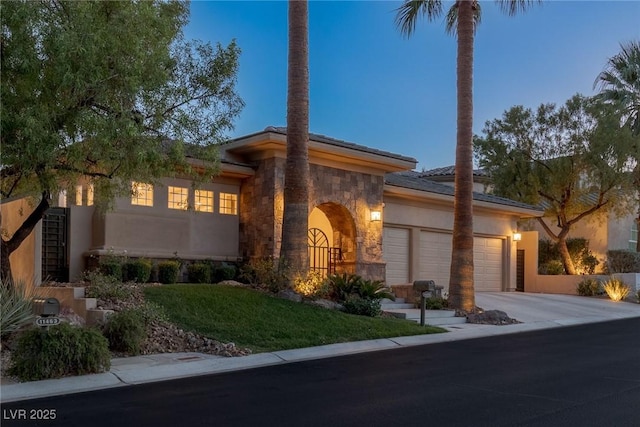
top-left (513, 232), bottom-right (522, 242)
top-left (370, 210), bottom-right (382, 222)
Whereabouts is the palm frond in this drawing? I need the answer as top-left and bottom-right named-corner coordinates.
top-left (594, 40), bottom-right (640, 135)
top-left (395, 0), bottom-right (443, 38)
top-left (497, 0), bottom-right (541, 17)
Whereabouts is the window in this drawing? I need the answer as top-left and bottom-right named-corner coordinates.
top-left (219, 192), bottom-right (238, 215)
top-left (168, 186), bottom-right (189, 210)
top-left (131, 182), bottom-right (153, 206)
top-left (73, 184), bottom-right (94, 206)
top-left (75, 185), bottom-right (83, 206)
top-left (57, 190), bottom-right (68, 208)
top-left (195, 189), bottom-right (214, 213)
top-left (86, 184), bottom-right (94, 206)
top-left (630, 222), bottom-right (638, 251)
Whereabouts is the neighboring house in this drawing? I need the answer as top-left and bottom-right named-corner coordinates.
top-left (521, 212), bottom-right (638, 273)
top-left (422, 165), bottom-right (639, 272)
top-left (3, 126), bottom-right (544, 293)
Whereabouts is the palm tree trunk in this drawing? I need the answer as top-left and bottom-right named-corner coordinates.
top-left (448, 0), bottom-right (475, 312)
top-left (281, 0), bottom-right (310, 277)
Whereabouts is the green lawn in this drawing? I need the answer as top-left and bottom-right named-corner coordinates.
top-left (144, 284), bottom-right (446, 353)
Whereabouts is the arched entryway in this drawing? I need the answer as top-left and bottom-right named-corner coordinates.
top-left (308, 203), bottom-right (357, 276)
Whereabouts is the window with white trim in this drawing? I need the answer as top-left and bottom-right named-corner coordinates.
top-left (219, 192), bottom-right (238, 215)
top-left (131, 182), bottom-right (153, 206)
top-left (168, 186), bottom-right (189, 210)
top-left (195, 189), bottom-right (214, 213)
top-left (630, 222), bottom-right (638, 251)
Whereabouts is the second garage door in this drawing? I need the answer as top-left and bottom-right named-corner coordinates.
top-left (419, 231), bottom-right (504, 292)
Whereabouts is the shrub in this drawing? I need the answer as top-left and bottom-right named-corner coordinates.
top-left (602, 277), bottom-right (631, 302)
top-left (212, 263), bottom-right (238, 282)
top-left (538, 238), bottom-right (599, 274)
top-left (84, 271), bottom-right (135, 302)
top-left (187, 262), bottom-right (212, 284)
top-left (326, 273), bottom-right (363, 302)
top-left (158, 261), bottom-right (180, 284)
top-left (343, 295), bottom-right (382, 317)
top-left (538, 260), bottom-right (565, 275)
top-left (1, 279), bottom-right (36, 339)
top-left (637, 289), bottom-right (640, 304)
top-left (123, 259), bottom-right (152, 283)
top-left (99, 260), bottom-right (123, 281)
top-left (102, 308), bottom-right (147, 355)
top-left (293, 270), bottom-right (330, 299)
top-left (576, 278), bottom-right (602, 296)
top-left (605, 250), bottom-right (640, 273)
top-left (356, 279), bottom-right (395, 301)
top-left (239, 257), bottom-right (289, 292)
top-left (9, 323), bottom-right (111, 381)
top-left (420, 296), bottom-right (449, 310)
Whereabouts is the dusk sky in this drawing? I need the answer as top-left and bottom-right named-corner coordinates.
top-left (184, 1), bottom-right (640, 170)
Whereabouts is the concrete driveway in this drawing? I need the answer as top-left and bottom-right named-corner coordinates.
top-left (475, 292), bottom-right (639, 325)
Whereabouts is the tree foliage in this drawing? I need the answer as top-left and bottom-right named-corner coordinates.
top-left (474, 94), bottom-right (636, 273)
top-left (0, 0), bottom-right (243, 283)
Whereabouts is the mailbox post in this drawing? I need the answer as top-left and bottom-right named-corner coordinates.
top-left (413, 280), bottom-right (442, 326)
top-left (33, 297), bottom-right (61, 328)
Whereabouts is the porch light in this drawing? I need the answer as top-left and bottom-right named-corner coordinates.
top-left (370, 210), bottom-right (381, 222)
top-left (513, 232), bottom-right (522, 242)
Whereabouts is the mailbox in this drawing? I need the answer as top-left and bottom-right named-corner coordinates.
top-left (32, 297), bottom-right (60, 317)
top-left (413, 280), bottom-right (437, 293)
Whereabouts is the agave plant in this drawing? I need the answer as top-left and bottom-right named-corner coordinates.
top-left (1, 278), bottom-right (37, 339)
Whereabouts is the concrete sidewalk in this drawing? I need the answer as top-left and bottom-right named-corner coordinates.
top-left (2, 293), bottom-right (638, 403)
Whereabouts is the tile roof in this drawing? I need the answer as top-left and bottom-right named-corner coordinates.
top-left (259, 126), bottom-right (417, 164)
top-left (385, 171), bottom-right (543, 212)
top-left (420, 165), bottom-right (489, 178)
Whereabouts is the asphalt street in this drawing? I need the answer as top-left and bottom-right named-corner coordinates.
top-left (2, 317), bottom-right (639, 427)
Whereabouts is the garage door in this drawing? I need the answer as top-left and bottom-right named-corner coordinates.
top-left (473, 237), bottom-right (504, 292)
top-left (419, 231), bottom-right (503, 292)
top-left (383, 227), bottom-right (410, 285)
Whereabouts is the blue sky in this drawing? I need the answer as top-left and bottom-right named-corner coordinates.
top-left (185, 1), bottom-right (640, 170)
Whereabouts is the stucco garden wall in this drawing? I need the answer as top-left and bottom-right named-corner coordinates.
top-left (0, 197), bottom-right (41, 285)
top-left (529, 273), bottom-right (640, 295)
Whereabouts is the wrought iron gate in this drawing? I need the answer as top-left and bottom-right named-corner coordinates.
top-left (308, 228), bottom-right (341, 277)
top-left (42, 207), bottom-right (69, 282)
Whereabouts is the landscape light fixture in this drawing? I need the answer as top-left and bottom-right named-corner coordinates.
top-left (370, 210), bottom-right (381, 222)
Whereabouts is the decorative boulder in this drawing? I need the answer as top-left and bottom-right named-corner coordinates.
top-left (466, 309), bottom-right (520, 325)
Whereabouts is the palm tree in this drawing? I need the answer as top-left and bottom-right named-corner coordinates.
top-left (395, 0), bottom-right (539, 311)
top-left (594, 40), bottom-right (640, 251)
top-left (594, 41), bottom-right (640, 135)
top-left (280, 0), bottom-right (311, 276)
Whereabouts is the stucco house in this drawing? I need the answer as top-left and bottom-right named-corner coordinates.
top-left (3, 127), bottom-right (545, 294)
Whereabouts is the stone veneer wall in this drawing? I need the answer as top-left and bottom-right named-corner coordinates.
top-left (240, 157), bottom-right (386, 281)
top-left (239, 157), bottom-right (282, 259)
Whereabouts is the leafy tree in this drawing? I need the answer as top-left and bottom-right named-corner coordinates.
top-left (594, 40), bottom-right (640, 251)
top-left (474, 95), bottom-right (636, 274)
top-left (0, 0), bottom-right (243, 285)
top-left (395, 0), bottom-right (539, 311)
top-left (280, 0), bottom-right (310, 277)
